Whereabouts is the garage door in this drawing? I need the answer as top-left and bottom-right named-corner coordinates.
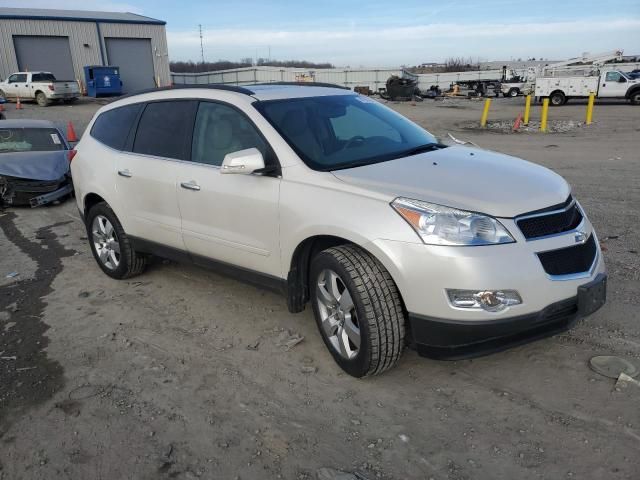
top-left (13, 36), bottom-right (75, 80)
top-left (105, 38), bottom-right (155, 93)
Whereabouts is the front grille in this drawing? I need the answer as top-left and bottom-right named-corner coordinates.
top-left (517, 197), bottom-right (583, 240)
top-left (537, 235), bottom-right (597, 276)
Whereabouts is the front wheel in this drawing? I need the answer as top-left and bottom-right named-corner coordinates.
top-left (86, 202), bottom-right (147, 279)
top-left (310, 245), bottom-right (405, 377)
top-left (508, 88), bottom-right (519, 97)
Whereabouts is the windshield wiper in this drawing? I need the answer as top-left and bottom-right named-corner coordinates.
top-left (401, 143), bottom-right (444, 157)
top-left (326, 143), bottom-right (445, 172)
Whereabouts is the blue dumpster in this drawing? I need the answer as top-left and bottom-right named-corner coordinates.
top-left (84, 66), bottom-right (122, 97)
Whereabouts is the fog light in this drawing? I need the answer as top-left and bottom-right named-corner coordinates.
top-left (446, 289), bottom-right (522, 312)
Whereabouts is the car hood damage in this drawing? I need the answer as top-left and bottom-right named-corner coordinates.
top-left (331, 145), bottom-right (571, 218)
top-left (0, 151), bottom-right (72, 207)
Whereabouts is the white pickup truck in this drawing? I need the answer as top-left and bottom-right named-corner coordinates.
top-left (535, 70), bottom-right (640, 106)
top-left (0, 72), bottom-right (80, 107)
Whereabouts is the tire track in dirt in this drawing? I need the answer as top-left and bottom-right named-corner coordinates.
top-left (0, 211), bottom-right (74, 434)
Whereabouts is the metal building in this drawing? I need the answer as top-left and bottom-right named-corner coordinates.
top-left (0, 8), bottom-right (170, 93)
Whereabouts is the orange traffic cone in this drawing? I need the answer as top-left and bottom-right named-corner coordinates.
top-left (512, 113), bottom-right (523, 131)
top-left (66, 121), bottom-right (78, 142)
top-left (16, 97), bottom-right (22, 110)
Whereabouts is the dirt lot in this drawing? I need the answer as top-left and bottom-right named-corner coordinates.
top-left (0, 96), bottom-right (639, 480)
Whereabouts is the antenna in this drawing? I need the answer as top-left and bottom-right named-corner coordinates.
top-left (198, 24), bottom-right (205, 66)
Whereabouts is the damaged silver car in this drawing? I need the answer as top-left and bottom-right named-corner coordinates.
top-left (0, 120), bottom-right (74, 207)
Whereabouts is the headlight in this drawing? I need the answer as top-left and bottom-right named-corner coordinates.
top-left (391, 197), bottom-right (515, 246)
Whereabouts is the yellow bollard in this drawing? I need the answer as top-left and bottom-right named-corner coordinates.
top-left (524, 94), bottom-right (531, 125)
top-left (480, 98), bottom-right (492, 127)
top-left (540, 98), bottom-right (549, 132)
top-left (586, 92), bottom-right (595, 125)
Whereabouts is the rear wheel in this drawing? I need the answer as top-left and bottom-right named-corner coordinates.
top-left (508, 88), bottom-right (519, 97)
top-left (310, 245), bottom-right (405, 377)
top-left (36, 92), bottom-right (49, 107)
top-left (549, 91), bottom-right (565, 106)
top-left (86, 202), bottom-right (146, 279)
top-left (630, 91), bottom-right (640, 105)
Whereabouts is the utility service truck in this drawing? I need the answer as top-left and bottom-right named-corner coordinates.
top-left (535, 70), bottom-right (640, 106)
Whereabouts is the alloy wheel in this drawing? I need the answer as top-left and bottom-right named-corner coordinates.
top-left (92, 215), bottom-right (121, 270)
top-left (316, 269), bottom-right (361, 359)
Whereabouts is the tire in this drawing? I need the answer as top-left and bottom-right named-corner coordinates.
top-left (85, 202), bottom-right (147, 279)
top-left (36, 92), bottom-right (49, 107)
top-left (630, 90), bottom-right (640, 105)
top-left (310, 245), bottom-right (405, 377)
top-left (549, 91), bottom-right (565, 106)
top-left (508, 88), bottom-right (519, 97)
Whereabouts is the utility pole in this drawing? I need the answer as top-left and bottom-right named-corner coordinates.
top-left (198, 24), bottom-right (205, 67)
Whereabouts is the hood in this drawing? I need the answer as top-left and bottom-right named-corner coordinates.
top-left (0, 150), bottom-right (70, 181)
top-left (331, 146), bottom-right (570, 217)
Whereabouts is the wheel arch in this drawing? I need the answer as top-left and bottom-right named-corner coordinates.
top-left (626, 85), bottom-right (640, 99)
top-left (83, 192), bottom-right (106, 219)
top-left (285, 234), bottom-right (406, 315)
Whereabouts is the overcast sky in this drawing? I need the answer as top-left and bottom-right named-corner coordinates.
top-left (2, 0), bottom-right (639, 66)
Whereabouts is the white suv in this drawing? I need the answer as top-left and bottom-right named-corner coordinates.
top-left (71, 83), bottom-right (606, 377)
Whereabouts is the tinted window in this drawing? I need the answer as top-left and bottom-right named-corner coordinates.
top-left (256, 94), bottom-right (438, 171)
top-left (91, 104), bottom-right (143, 150)
top-left (133, 101), bottom-right (195, 160)
top-left (191, 102), bottom-right (267, 166)
top-left (32, 73), bottom-right (56, 82)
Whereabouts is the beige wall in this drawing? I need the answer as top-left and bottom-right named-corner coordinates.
top-left (0, 19), bottom-right (170, 87)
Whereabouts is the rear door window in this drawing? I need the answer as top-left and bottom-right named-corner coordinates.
top-left (90, 103), bottom-right (143, 150)
top-left (133, 101), bottom-right (196, 161)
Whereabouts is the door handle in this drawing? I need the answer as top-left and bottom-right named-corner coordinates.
top-left (118, 169), bottom-right (132, 178)
top-left (180, 181), bottom-right (200, 191)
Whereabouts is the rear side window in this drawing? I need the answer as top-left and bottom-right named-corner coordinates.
top-left (133, 101), bottom-right (196, 160)
top-left (32, 73), bottom-right (56, 82)
top-left (91, 104), bottom-right (143, 150)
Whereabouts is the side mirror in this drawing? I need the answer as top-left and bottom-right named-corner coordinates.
top-left (618, 77), bottom-right (626, 83)
top-left (221, 148), bottom-right (265, 175)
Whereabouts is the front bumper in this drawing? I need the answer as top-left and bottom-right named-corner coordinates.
top-left (409, 273), bottom-right (606, 359)
top-left (365, 213), bottom-right (606, 358)
top-left (0, 175), bottom-right (73, 207)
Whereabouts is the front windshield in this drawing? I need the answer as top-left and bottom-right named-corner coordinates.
top-left (256, 94), bottom-right (438, 171)
top-left (0, 128), bottom-right (65, 153)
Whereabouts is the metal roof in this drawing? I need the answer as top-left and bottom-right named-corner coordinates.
top-left (0, 8), bottom-right (165, 25)
top-left (116, 83), bottom-right (354, 102)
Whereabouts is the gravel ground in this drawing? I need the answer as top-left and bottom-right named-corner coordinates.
top-left (0, 95), bottom-right (639, 480)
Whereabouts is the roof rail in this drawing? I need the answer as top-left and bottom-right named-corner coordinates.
top-left (114, 81), bottom-right (351, 102)
top-left (116, 84), bottom-right (255, 101)
top-left (250, 81), bottom-right (350, 90)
